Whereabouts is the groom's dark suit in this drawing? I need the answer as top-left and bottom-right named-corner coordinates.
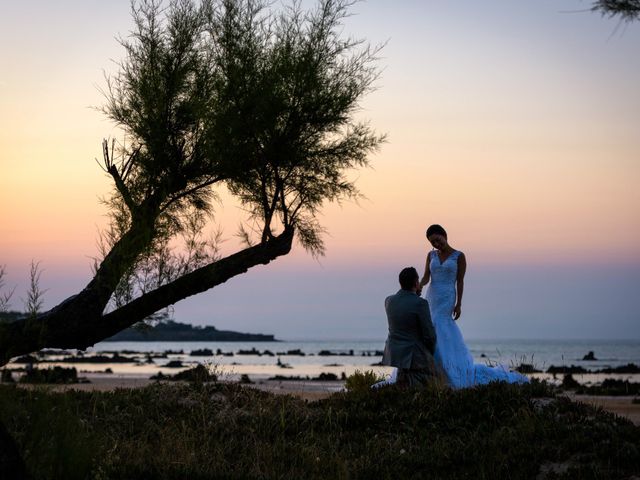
top-left (382, 289), bottom-right (438, 387)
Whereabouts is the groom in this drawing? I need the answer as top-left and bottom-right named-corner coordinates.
top-left (382, 267), bottom-right (438, 388)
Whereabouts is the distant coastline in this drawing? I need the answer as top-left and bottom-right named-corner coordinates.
top-left (0, 313), bottom-right (276, 342)
top-left (102, 320), bottom-right (277, 342)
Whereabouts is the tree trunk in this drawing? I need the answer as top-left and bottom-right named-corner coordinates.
top-left (0, 227), bottom-right (294, 367)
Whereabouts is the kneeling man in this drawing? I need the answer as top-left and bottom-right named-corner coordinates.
top-left (382, 267), bottom-right (438, 388)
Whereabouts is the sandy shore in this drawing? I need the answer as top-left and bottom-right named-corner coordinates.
top-left (566, 394), bottom-right (640, 426)
top-left (17, 373), bottom-right (345, 402)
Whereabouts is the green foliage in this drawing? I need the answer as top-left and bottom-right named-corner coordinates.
top-left (205, 0), bottom-right (384, 255)
top-left (344, 369), bottom-right (385, 393)
top-left (1, 381), bottom-right (638, 479)
top-left (96, 0), bottom-right (384, 309)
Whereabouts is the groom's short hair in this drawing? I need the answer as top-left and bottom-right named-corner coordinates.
top-left (399, 267), bottom-right (419, 290)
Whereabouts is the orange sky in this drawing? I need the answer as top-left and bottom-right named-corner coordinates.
top-left (1, 1), bottom-right (639, 338)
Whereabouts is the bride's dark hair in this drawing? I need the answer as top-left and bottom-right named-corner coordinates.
top-left (426, 224), bottom-right (447, 239)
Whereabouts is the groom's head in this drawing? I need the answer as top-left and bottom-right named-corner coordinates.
top-left (398, 267), bottom-right (419, 291)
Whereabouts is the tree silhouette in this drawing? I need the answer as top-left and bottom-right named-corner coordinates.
top-left (591, 0), bottom-right (640, 22)
top-left (0, 0), bottom-right (383, 366)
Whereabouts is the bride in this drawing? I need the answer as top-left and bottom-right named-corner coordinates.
top-left (419, 224), bottom-right (528, 388)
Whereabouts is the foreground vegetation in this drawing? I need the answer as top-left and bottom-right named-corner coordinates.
top-left (1, 380), bottom-right (639, 479)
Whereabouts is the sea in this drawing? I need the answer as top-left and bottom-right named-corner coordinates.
top-left (85, 338), bottom-right (640, 382)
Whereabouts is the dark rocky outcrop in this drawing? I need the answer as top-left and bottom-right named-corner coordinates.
top-left (515, 363), bottom-right (542, 374)
top-left (546, 365), bottom-right (589, 375)
top-left (190, 349), bottom-right (214, 356)
top-left (20, 366), bottom-right (86, 384)
top-left (596, 363), bottom-right (640, 374)
top-left (151, 364), bottom-right (216, 382)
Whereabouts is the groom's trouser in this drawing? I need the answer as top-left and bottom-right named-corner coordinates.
top-left (397, 368), bottom-right (436, 389)
top-left (396, 349), bottom-right (439, 388)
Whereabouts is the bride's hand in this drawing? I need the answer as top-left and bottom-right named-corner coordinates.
top-left (452, 305), bottom-right (461, 320)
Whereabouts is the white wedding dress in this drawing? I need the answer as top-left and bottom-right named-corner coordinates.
top-left (426, 250), bottom-right (528, 388)
top-left (375, 251), bottom-right (528, 389)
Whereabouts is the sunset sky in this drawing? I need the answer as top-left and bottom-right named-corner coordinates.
top-left (1, 1), bottom-right (639, 340)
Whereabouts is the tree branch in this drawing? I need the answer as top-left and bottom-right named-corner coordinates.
top-left (161, 175), bottom-right (225, 212)
top-left (99, 226), bottom-right (293, 339)
top-left (103, 139), bottom-right (139, 213)
top-left (0, 227), bottom-right (294, 365)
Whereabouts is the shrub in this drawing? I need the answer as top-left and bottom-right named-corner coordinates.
top-left (344, 369), bottom-right (385, 392)
top-left (19, 366), bottom-right (80, 384)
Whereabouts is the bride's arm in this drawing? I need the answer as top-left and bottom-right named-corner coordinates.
top-left (419, 252), bottom-right (431, 288)
top-left (453, 253), bottom-right (467, 320)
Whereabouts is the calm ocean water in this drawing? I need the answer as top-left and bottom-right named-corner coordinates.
top-left (92, 338), bottom-right (640, 372)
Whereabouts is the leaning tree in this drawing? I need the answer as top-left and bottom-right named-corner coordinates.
top-left (0, 0), bottom-right (383, 367)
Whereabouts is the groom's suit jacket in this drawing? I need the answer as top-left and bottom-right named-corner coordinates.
top-left (382, 289), bottom-right (437, 371)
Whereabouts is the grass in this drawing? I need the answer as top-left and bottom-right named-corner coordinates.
top-left (0, 380), bottom-right (638, 479)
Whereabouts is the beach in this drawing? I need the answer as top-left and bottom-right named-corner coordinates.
top-left (10, 369), bottom-right (639, 426)
top-left (5, 338), bottom-right (640, 424)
